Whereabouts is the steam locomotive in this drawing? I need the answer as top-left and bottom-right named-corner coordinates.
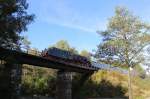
top-left (41, 47), bottom-right (91, 67)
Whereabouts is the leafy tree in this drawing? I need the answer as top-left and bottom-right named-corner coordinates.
top-left (22, 65), bottom-right (57, 96)
top-left (96, 6), bottom-right (150, 68)
top-left (80, 50), bottom-right (91, 60)
top-left (52, 40), bottom-right (78, 54)
top-left (0, 0), bottom-right (34, 49)
top-left (95, 6), bottom-right (150, 99)
top-left (54, 40), bottom-right (70, 50)
top-left (0, 1), bottom-right (34, 98)
top-left (21, 36), bottom-right (31, 49)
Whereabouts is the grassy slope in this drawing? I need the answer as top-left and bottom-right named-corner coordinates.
top-left (91, 70), bottom-right (150, 99)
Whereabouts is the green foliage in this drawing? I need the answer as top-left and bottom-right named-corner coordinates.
top-left (83, 79), bottom-right (127, 98)
top-left (80, 50), bottom-right (91, 60)
top-left (73, 71), bottom-right (128, 99)
top-left (133, 65), bottom-right (146, 78)
top-left (53, 40), bottom-right (70, 51)
top-left (95, 6), bottom-right (150, 68)
top-left (21, 65), bottom-right (57, 96)
top-left (0, 0), bottom-right (34, 49)
top-left (21, 36), bottom-right (31, 49)
top-left (51, 40), bottom-right (78, 54)
top-left (79, 70), bottom-right (150, 99)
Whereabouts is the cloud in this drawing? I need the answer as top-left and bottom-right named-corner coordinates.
top-left (38, 0), bottom-right (106, 33)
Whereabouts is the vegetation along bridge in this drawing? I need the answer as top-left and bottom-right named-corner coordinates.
top-left (0, 47), bottom-right (126, 99)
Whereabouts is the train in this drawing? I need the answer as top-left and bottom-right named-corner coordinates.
top-left (41, 47), bottom-right (91, 68)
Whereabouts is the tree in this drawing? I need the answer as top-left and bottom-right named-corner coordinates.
top-left (0, 0), bottom-right (34, 49)
top-left (80, 50), bottom-right (91, 60)
top-left (21, 36), bottom-right (31, 50)
top-left (96, 6), bottom-right (150, 67)
top-left (95, 7), bottom-right (150, 99)
top-left (52, 40), bottom-right (78, 54)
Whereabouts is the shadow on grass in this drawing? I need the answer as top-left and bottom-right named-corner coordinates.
top-left (73, 78), bottom-right (128, 99)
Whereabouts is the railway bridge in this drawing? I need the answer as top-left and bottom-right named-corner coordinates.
top-left (0, 47), bottom-right (99, 99)
top-left (0, 47), bottom-right (127, 99)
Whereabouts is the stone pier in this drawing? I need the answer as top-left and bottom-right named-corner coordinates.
top-left (0, 63), bottom-right (22, 99)
top-left (56, 70), bottom-right (72, 99)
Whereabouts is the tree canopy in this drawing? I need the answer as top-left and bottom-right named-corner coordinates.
top-left (0, 0), bottom-right (34, 49)
top-left (80, 50), bottom-right (91, 60)
top-left (21, 36), bottom-right (31, 49)
top-left (95, 6), bottom-right (150, 68)
top-left (51, 40), bottom-right (78, 54)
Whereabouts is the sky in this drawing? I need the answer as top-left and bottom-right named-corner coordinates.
top-left (24, 0), bottom-right (150, 52)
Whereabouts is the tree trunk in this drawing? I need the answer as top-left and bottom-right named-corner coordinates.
top-left (128, 67), bottom-right (133, 99)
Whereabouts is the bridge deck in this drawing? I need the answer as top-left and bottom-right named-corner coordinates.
top-left (0, 47), bottom-right (97, 73)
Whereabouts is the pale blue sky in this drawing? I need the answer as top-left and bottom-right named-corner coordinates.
top-left (24, 0), bottom-right (150, 52)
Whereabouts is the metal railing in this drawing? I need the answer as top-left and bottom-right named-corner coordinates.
top-left (20, 47), bottom-right (42, 56)
top-left (91, 61), bottom-right (128, 74)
